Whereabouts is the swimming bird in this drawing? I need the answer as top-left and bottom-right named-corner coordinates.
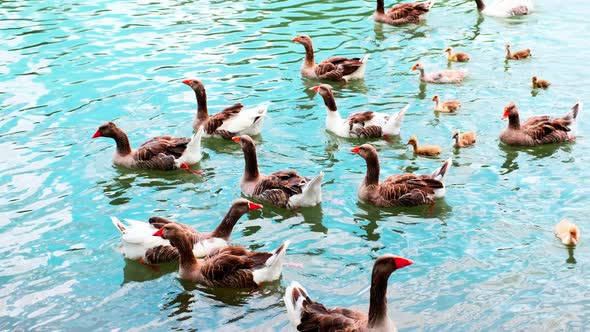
top-left (153, 223), bottom-right (289, 287)
top-left (499, 101), bottom-right (581, 146)
top-left (183, 79), bottom-right (267, 139)
top-left (532, 76), bottom-right (550, 89)
top-left (311, 84), bottom-right (408, 138)
top-left (505, 44), bottom-right (531, 60)
top-left (445, 47), bottom-right (470, 62)
top-left (406, 136), bottom-right (441, 156)
top-left (233, 135), bottom-right (323, 209)
top-left (554, 219), bottom-right (580, 246)
top-left (452, 130), bottom-right (477, 148)
top-left (351, 144), bottom-right (451, 207)
top-left (292, 35), bottom-right (369, 82)
top-left (411, 62), bottom-right (466, 84)
top-left (374, 0), bottom-right (436, 25)
top-left (475, 0), bottom-right (533, 17)
top-left (284, 255), bottom-right (413, 331)
top-left (432, 95), bottom-right (461, 113)
top-left (92, 122), bottom-right (203, 173)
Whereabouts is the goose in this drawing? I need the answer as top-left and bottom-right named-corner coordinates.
top-left (499, 101), bottom-right (581, 146)
top-left (406, 136), bottom-right (441, 156)
top-left (110, 199), bottom-right (263, 264)
top-left (374, 0), bottom-right (436, 25)
top-left (183, 79), bottom-right (267, 139)
top-left (445, 47), bottom-right (470, 62)
top-left (452, 130), bottom-right (477, 148)
top-left (284, 254), bottom-right (413, 331)
top-left (153, 223), bottom-right (289, 287)
top-left (505, 44), bottom-right (531, 60)
top-left (92, 122), bottom-right (203, 174)
top-left (292, 35), bottom-right (369, 82)
top-left (233, 135), bottom-right (323, 209)
top-left (532, 76), bottom-right (550, 89)
top-left (554, 219), bottom-right (580, 246)
top-left (411, 62), bottom-right (466, 84)
top-left (351, 144), bottom-right (451, 207)
top-left (432, 95), bottom-right (461, 113)
top-left (475, 0), bottom-right (533, 17)
top-left (311, 84), bottom-right (408, 138)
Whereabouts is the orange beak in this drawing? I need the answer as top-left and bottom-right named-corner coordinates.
top-left (182, 79), bottom-right (191, 85)
top-left (350, 146), bottom-right (361, 154)
top-left (152, 228), bottom-right (164, 237)
top-left (232, 136), bottom-right (241, 143)
top-left (311, 86), bottom-right (320, 92)
top-left (411, 64), bottom-right (418, 71)
top-left (292, 36), bottom-right (300, 42)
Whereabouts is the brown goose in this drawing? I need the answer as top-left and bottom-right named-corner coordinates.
top-left (532, 76), bottom-right (550, 89)
top-left (232, 135), bottom-right (323, 209)
top-left (499, 101), bottom-right (581, 146)
top-left (351, 144), bottom-right (451, 207)
top-left (153, 223), bottom-right (289, 287)
top-left (374, 0), bottom-right (436, 25)
top-left (432, 95), bottom-right (461, 113)
top-left (182, 79), bottom-right (267, 139)
top-left (452, 130), bottom-right (477, 148)
top-left (92, 122), bottom-right (203, 173)
top-left (110, 199), bottom-right (263, 264)
top-left (292, 35), bottom-right (369, 82)
top-left (445, 47), bottom-right (470, 62)
top-left (284, 254), bottom-right (413, 331)
top-left (505, 44), bottom-right (531, 60)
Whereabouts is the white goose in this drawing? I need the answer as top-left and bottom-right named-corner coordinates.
top-left (311, 84), bottom-right (408, 138)
top-left (110, 199), bottom-right (263, 264)
top-left (475, 0), bottom-right (533, 17)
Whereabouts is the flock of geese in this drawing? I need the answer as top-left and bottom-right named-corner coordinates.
top-left (92, 0), bottom-right (582, 330)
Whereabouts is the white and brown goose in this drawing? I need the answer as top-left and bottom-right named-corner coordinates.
top-left (352, 144), bottom-right (451, 207)
top-left (499, 101), bottom-right (581, 146)
top-left (374, 0), bottom-right (436, 25)
top-left (312, 84), bottom-right (408, 138)
top-left (183, 79), bottom-right (268, 139)
top-left (110, 199), bottom-right (263, 264)
top-left (284, 254), bottom-right (413, 331)
top-left (233, 135), bottom-right (323, 209)
top-left (92, 122), bottom-right (203, 173)
top-left (153, 223), bottom-right (289, 287)
top-left (292, 35), bottom-right (369, 82)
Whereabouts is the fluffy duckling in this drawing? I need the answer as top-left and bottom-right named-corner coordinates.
top-left (532, 76), bottom-right (550, 89)
top-left (505, 44), bottom-right (531, 60)
top-left (445, 47), bottom-right (470, 62)
top-left (452, 130), bottom-right (476, 148)
top-left (432, 95), bottom-right (461, 113)
top-left (554, 219), bottom-right (580, 246)
top-left (407, 136), bottom-right (441, 156)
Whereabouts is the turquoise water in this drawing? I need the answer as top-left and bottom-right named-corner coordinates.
top-left (1, 0), bottom-right (589, 330)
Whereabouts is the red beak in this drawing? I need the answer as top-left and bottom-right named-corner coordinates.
top-left (393, 256), bottom-right (413, 269)
top-left (180, 162), bottom-right (189, 169)
top-left (232, 136), bottom-right (241, 143)
top-left (153, 228), bottom-right (164, 237)
top-left (501, 108), bottom-right (509, 120)
top-left (182, 79), bottom-right (192, 86)
top-left (311, 86), bottom-right (320, 92)
top-left (92, 129), bottom-right (101, 138)
top-left (247, 202), bottom-right (264, 210)
top-left (350, 146), bottom-right (361, 154)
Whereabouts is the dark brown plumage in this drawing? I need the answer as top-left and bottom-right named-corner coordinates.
top-left (154, 223), bottom-right (288, 287)
top-left (499, 101), bottom-right (580, 146)
top-left (292, 35), bottom-right (367, 82)
top-left (233, 135), bottom-right (323, 209)
top-left (374, 0), bottom-right (434, 25)
top-left (284, 255), bottom-right (414, 331)
top-left (92, 122), bottom-right (195, 171)
top-left (351, 144), bottom-right (449, 207)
